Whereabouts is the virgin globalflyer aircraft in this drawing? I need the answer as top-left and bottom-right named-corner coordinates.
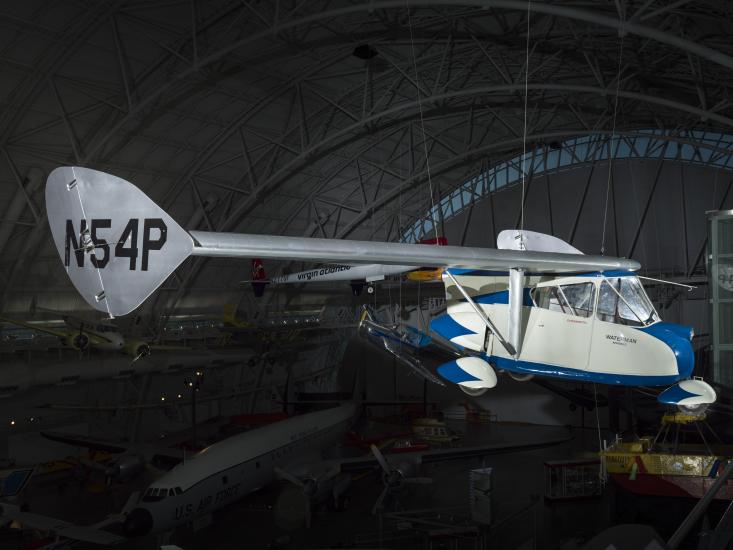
top-left (44, 167), bottom-right (716, 412)
top-left (242, 238), bottom-right (445, 297)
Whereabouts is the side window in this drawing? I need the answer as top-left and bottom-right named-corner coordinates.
top-left (534, 283), bottom-right (594, 317)
top-left (559, 283), bottom-right (594, 318)
top-left (597, 278), bottom-right (647, 327)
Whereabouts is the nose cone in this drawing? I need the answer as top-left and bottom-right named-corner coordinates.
top-left (639, 322), bottom-right (695, 379)
top-left (123, 507), bottom-right (153, 537)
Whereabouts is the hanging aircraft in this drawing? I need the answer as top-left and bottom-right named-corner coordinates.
top-left (241, 239), bottom-right (446, 297)
top-left (0, 314), bottom-right (124, 352)
top-left (1, 375), bottom-right (568, 543)
top-left (43, 167), bottom-right (717, 413)
top-left (0, 313), bottom-right (184, 360)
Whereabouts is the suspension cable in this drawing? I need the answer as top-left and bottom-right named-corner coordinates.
top-left (519, 0), bottom-right (532, 240)
top-left (406, 1), bottom-right (440, 242)
top-left (600, 7), bottom-right (626, 254)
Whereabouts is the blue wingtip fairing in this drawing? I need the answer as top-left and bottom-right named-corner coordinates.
top-left (657, 383), bottom-right (700, 405)
top-left (437, 360), bottom-right (481, 384)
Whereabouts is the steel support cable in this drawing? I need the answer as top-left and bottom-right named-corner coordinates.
top-left (600, 6), bottom-right (626, 255)
top-left (519, 0), bottom-right (532, 237)
top-left (406, 0), bottom-right (440, 242)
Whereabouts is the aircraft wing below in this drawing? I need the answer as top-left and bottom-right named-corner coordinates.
top-left (0, 504), bottom-right (126, 545)
top-left (336, 432), bottom-right (571, 472)
top-left (41, 431), bottom-right (183, 465)
top-left (42, 431), bottom-right (129, 454)
top-left (0, 317), bottom-right (67, 339)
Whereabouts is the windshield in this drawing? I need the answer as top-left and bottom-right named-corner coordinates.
top-left (596, 277), bottom-right (658, 327)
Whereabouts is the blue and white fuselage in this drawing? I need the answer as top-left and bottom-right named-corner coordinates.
top-left (431, 270), bottom-right (715, 408)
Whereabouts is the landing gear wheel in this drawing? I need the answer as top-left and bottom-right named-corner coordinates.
top-left (677, 402), bottom-right (709, 416)
top-left (367, 285), bottom-right (374, 294)
top-left (459, 386), bottom-right (489, 397)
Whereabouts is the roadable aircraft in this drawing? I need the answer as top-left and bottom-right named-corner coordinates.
top-left (44, 167), bottom-right (716, 413)
top-left (0, 380), bottom-right (567, 544)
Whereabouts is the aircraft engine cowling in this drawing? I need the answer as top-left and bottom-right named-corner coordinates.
top-left (437, 357), bottom-right (497, 397)
top-left (68, 333), bottom-right (90, 351)
top-left (381, 457), bottom-right (419, 489)
top-left (124, 340), bottom-right (151, 358)
top-left (301, 477), bottom-right (319, 498)
top-left (105, 454), bottom-right (145, 483)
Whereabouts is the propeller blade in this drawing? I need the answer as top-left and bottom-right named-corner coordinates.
top-left (405, 477), bottom-right (433, 485)
top-left (94, 490), bottom-right (140, 528)
top-left (371, 487), bottom-right (389, 515)
top-left (274, 467), bottom-right (305, 488)
top-left (369, 444), bottom-right (391, 474)
top-left (304, 497), bottom-right (311, 529)
top-left (77, 457), bottom-right (107, 473)
top-left (121, 491), bottom-right (140, 514)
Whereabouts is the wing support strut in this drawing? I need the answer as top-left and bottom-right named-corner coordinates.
top-left (444, 270), bottom-right (516, 357)
top-left (508, 268), bottom-right (525, 356)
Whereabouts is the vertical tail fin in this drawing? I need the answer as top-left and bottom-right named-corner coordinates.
top-left (46, 167), bottom-right (193, 317)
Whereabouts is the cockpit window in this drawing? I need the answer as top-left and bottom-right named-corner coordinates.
top-left (142, 487), bottom-right (167, 502)
top-left (597, 277), bottom-right (658, 327)
top-left (534, 282), bottom-right (594, 318)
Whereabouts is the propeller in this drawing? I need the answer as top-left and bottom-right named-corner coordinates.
top-left (369, 444), bottom-right (431, 515)
top-left (72, 322), bottom-right (90, 351)
top-left (94, 490), bottom-right (140, 528)
top-left (274, 467), bottom-right (314, 528)
top-left (130, 342), bottom-right (151, 364)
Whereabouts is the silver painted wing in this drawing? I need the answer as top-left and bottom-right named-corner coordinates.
top-left (190, 230), bottom-right (639, 273)
top-left (46, 167), bottom-right (639, 316)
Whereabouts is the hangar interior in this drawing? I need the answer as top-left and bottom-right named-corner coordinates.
top-left (0, 1), bottom-right (733, 549)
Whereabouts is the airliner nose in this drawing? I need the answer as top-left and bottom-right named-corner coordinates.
top-left (123, 507), bottom-right (153, 537)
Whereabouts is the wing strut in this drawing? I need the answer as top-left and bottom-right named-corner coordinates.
top-left (444, 271), bottom-right (516, 357)
top-left (508, 268), bottom-right (525, 356)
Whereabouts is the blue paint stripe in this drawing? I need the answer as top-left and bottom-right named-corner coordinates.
top-left (430, 313), bottom-right (475, 340)
top-left (570, 270), bottom-right (636, 278)
top-left (445, 269), bottom-right (637, 278)
top-left (637, 322), bottom-right (695, 379)
top-left (489, 355), bottom-right (680, 387)
top-left (437, 360), bottom-right (481, 384)
top-left (657, 383), bottom-right (699, 405)
top-left (474, 289), bottom-right (533, 306)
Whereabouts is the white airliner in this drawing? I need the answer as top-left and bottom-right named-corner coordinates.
top-left (122, 400), bottom-right (359, 536)
top-left (1, 392), bottom-right (568, 544)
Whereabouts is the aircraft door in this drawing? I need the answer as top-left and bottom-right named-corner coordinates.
top-left (520, 280), bottom-right (595, 372)
top-left (588, 277), bottom-right (665, 377)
